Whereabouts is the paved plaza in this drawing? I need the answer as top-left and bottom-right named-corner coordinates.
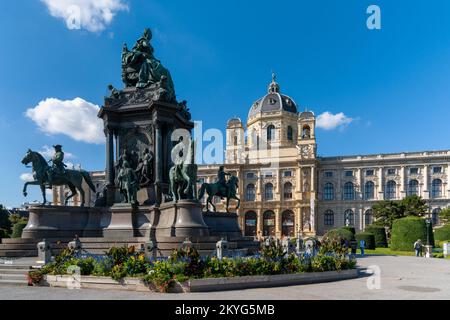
top-left (0, 255), bottom-right (448, 300)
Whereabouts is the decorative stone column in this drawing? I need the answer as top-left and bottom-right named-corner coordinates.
top-left (423, 165), bottom-right (429, 199)
top-left (155, 121), bottom-right (163, 205)
top-left (105, 127), bottom-right (116, 206)
top-left (378, 167), bottom-right (384, 200)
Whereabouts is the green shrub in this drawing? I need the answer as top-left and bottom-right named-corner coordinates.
top-left (0, 229), bottom-right (9, 240)
top-left (324, 228), bottom-right (354, 243)
top-left (355, 232), bottom-right (376, 250)
top-left (341, 227), bottom-right (356, 236)
top-left (435, 224), bottom-right (450, 241)
top-left (11, 221), bottom-right (28, 238)
top-left (365, 225), bottom-right (388, 248)
top-left (391, 217), bottom-right (427, 251)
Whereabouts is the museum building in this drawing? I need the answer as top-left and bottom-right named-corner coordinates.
top-left (197, 76), bottom-right (450, 238)
top-left (53, 76), bottom-right (450, 238)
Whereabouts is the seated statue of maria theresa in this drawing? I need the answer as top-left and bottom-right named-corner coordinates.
top-left (122, 28), bottom-right (176, 102)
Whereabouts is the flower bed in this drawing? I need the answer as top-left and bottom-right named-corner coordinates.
top-left (29, 238), bottom-right (357, 293)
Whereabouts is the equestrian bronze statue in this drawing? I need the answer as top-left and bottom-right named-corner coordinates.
top-left (21, 148), bottom-right (96, 207)
top-left (169, 138), bottom-right (198, 202)
top-left (198, 167), bottom-right (241, 213)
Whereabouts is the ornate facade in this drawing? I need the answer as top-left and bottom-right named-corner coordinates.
top-left (197, 76), bottom-right (450, 237)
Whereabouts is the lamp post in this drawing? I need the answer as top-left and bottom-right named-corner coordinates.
top-left (424, 201), bottom-right (434, 258)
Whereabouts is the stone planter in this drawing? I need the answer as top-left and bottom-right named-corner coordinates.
top-left (39, 269), bottom-right (358, 293)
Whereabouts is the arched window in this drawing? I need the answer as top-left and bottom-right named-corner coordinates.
top-left (344, 182), bottom-right (355, 200)
top-left (324, 210), bottom-right (334, 226)
top-left (385, 181), bottom-right (397, 200)
top-left (323, 183), bottom-right (334, 201)
top-left (233, 135), bottom-right (238, 146)
top-left (263, 211), bottom-right (276, 236)
top-left (282, 211), bottom-right (295, 237)
top-left (365, 181), bottom-right (375, 200)
top-left (246, 184), bottom-right (256, 201)
top-left (264, 183), bottom-right (274, 200)
top-left (267, 125), bottom-right (275, 141)
top-left (365, 209), bottom-right (373, 226)
top-left (302, 125), bottom-right (311, 139)
top-left (344, 209), bottom-right (355, 226)
top-left (408, 180), bottom-right (419, 196)
top-left (244, 211), bottom-right (257, 236)
top-left (287, 126), bottom-right (293, 141)
top-left (432, 208), bottom-right (441, 225)
top-left (431, 179), bottom-right (443, 198)
top-left (283, 182), bottom-right (293, 199)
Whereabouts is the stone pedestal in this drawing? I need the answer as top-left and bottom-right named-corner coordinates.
top-left (203, 212), bottom-right (243, 239)
top-left (22, 205), bottom-right (91, 240)
top-left (156, 200), bottom-right (210, 238)
top-left (103, 204), bottom-right (136, 239)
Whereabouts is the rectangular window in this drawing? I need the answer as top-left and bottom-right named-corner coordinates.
top-left (366, 170), bottom-right (374, 177)
top-left (433, 167), bottom-right (442, 174)
top-left (264, 172), bottom-right (273, 178)
top-left (345, 171), bottom-right (354, 177)
top-left (387, 169), bottom-right (396, 175)
top-left (324, 171), bottom-right (333, 178)
top-left (409, 168), bottom-right (419, 175)
top-left (283, 171), bottom-right (292, 177)
top-left (246, 172), bottom-right (256, 179)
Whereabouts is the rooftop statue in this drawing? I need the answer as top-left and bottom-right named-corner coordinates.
top-left (21, 148), bottom-right (96, 207)
top-left (122, 28), bottom-right (176, 102)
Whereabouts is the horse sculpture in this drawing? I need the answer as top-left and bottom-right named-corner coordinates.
top-left (169, 138), bottom-right (198, 202)
top-left (198, 175), bottom-right (241, 213)
top-left (21, 150), bottom-right (96, 207)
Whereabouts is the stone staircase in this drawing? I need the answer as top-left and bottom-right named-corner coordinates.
top-left (0, 258), bottom-right (42, 286)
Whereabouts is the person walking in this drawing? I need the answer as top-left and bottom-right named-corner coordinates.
top-left (359, 239), bottom-right (366, 257)
top-left (414, 239), bottom-right (423, 257)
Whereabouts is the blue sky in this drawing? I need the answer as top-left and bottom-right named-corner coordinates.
top-left (1, 0), bottom-right (450, 207)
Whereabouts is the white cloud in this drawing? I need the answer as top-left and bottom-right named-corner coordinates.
top-left (41, 0), bottom-right (128, 32)
top-left (316, 112), bottom-right (354, 131)
top-left (26, 97), bottom-right (104, 144)
top-left (40, 145), bottom-right (75, 160)
top-left (20, 173), bottom-right (34, 182)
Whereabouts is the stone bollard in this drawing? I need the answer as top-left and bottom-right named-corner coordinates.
top-left (68, 236), bottom-right (82, 255)
top-left (264, 237), bottom-right (272, 248)
top-left (296, 238), bottom-right (304, 254)
top-left (282, 238), bottom-right (295, 256)
top-left (443, 242), bottom-right (449, 258)
top-left (37, 239), bottom-right (51, 264)
top-left (142, 241), bottom-right (156, 260)
top-left (424, 245), bottom-right (433, 259)
top-left (216, 238), bottom-right (229, 260)
top-left (182, 237), bottom-right (193, 250)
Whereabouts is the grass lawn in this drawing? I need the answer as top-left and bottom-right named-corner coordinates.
top-left (365, 247), bottom-right (416, 257)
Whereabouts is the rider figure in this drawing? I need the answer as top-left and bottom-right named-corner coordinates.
top-left (218, 166), bottom-right (231, 195)
top-left (48, 145), bottom-right (66, 188)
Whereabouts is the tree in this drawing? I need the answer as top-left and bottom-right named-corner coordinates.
top-left (402, 195), bottom-right (428, 217)
top-left (0, 206), bottom-right (12, 236)
top-left (373, 200), bottom-right (405, 232)
top-left (439, 208), bottom-right (450, 225)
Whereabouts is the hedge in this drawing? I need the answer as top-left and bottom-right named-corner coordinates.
top-left (11, 221), bottom-right (28, 238)
top-left (324, 228), bottom-right (354, 243)
top-left (341, 226), bottom-right (356, 236)
top-left (435, 224), bottom-right (450, 241)
top-left (365, 225), bottom-right (388, 248)
top-left (355, 232), bottom-right (376, 250)
top-left (391, 217), bottom-right (427, 251)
